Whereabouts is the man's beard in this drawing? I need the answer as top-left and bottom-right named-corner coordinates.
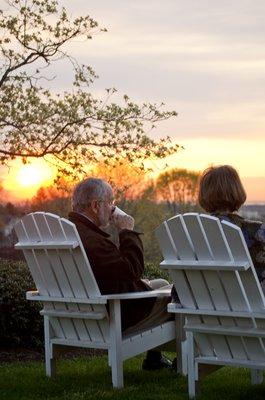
top-left (98, 212), bottom-right (110, 229)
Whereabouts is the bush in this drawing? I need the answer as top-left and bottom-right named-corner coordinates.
top-left (0, 259), bottom-right (43, 348)
top-left (144, 262), bottom-right (170, 282)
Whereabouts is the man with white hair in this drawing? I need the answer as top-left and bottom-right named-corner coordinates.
top-left (69, 177), bottom-right (173, 370)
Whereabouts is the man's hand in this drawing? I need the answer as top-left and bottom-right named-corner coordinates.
top-left (113, 214), bottom-right (135, 231)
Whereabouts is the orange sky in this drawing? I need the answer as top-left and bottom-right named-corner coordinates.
top-left (1, 140), bottom-right (264, 203)
top-left (1, 159), bottom-right (57, 202)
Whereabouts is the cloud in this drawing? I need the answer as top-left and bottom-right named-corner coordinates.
top-left (25, 1), bottom-right (265, 163)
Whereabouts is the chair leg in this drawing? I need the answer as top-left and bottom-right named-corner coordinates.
top-left (251, 369), bottom-right (263, 385)
top-left (109, 299), bottom-right (124, 388)
top-left (108, 350), bottom-right (112, 367)
top-left (176, 314), bottom-right (187, 375)
top-left (181, 340), bottom-right (188, 376)
top-left (44, 316), bottom-right (55, 377)
top-left (187, 332), bottom-right (196, 399)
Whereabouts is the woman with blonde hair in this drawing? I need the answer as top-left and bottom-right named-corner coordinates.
top-left (198, 165), bottom-right (265, 291)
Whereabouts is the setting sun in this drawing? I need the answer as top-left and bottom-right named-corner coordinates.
top-left (17, 163), bottom-right (53, 187)
top-left (2, 158), bottom-right (57, 200)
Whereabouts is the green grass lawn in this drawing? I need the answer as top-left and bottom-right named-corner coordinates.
top-left (0, 355), bottom-right (264, 400)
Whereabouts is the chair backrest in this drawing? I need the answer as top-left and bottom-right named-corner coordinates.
top-left (156, 213), bottom-right (265, 364)
top-left (14, 212), bottom-right (109, 343)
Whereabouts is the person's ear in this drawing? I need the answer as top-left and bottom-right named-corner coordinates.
top-left (90, 199), bottom-right (100, 214)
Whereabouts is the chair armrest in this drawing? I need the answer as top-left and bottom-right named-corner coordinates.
top-left (26, 291), bottom-right (107, 304)
top-left (26, 288), bottom-right (172, 304)
top-left (102, 288), bottom-right (172, 300)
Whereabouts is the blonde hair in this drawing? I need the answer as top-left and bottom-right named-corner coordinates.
top-left (198, 165), bottom-right (246, 213)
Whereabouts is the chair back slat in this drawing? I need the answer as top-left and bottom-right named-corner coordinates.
top-left (15, 218), bottom-right (48, 296)
top-left (167, 215), bottom-right (196, 260)
top-left (199, 215), bottom-right (232, 261)
top-left (155, 222), bottom-right (178, 261)
top-left (182, 213), bottom-right (213, 260)
top-left (222, 221), bottom-right (265, 311)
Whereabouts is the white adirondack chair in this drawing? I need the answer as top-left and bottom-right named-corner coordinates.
top-left (155, 212), bottom-right (265, 398)
top-left (14, 212), bottom-right (177, 388)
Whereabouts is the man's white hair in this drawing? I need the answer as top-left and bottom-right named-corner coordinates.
top-left (72, 178), bottom-right (111, 213)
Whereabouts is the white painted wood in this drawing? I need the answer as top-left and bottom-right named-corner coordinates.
top-left (122, 321), bottom-right (176, 360)
top-left (157, 220), bottom-right (213, 358)
top-left (160, 260), bottom-right (249, 270)
top-left (185, 324), bottom-right (265, 337)
top-left (15, 211), bottom-right (178, 388)
top-left (40, 309), bottom-right (106, 319)
top-left (155, 221), bottom-right (178, 261)
top-left (222, 220), bottom-right (265, 311)
top-left (183, 213), bottom-right (213, 261)
top-left (44, 213), bottom-right (106, 344)
top-left (15, 241), bottom-right (79, 249)
top-left (14, 220), bottom-right (48, 296)
top-left (26, 291), bottom-right (107, 304)
top-left (109, 300), bottom-right (123, 388)
top-left (30, 215), bottom-right (78, 341)
top-left (104, 289), bottom-right (172, 299)
top-left (44, 315), bottom-right (55, 377)
top-left (181, 339), bottom-right (188, 376)
top-left (187, 332), bottom-right (196, 398)
top-left (167, 215), bottom-right (195, 260)
top-left (199, 215), bottom-right (231, 261)
top-left (51, 339), bottom-right (109, 349)
top-left (195, 356), bottom-right (265, 369)
top-left (167, 304), bottom-right (265, 318)
top-left (184, 216), bottom-right (232, 361)
top-left (156, 212), bottom-right (265, 398)
top-left (26, 289), bottom-right (172, 302)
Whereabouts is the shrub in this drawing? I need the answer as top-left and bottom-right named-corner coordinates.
top-left (144, 262), bottom-right (170, 282)
top-left (0, 259), bottom-right (43, 348)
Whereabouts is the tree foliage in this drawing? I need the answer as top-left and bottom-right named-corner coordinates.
top-left (92, 160), bottom-right (147, 205)
top-left (30, 184), bottom-right (70, 216)
top-left (156, 168), bottom-right (200, 214)
top-left (0, 0), bottom-right (179, 179)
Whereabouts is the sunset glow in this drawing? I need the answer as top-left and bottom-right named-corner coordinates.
top-left (2, 159), bottom-right (57, 200)
top-left (17, 164), bottom-right (52, 187)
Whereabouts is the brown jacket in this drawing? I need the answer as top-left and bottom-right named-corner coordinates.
top-left (68, 212), bottom-right (155, 330)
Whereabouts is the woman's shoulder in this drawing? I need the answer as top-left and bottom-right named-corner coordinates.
top-left (214, 212), bottom-right (263, 237)
top-left (237, 216), bottom-right (265, 245)
top-left (238, 215), bottom-right (263, 232)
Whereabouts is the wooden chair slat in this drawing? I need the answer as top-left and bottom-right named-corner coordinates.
top-left (167, 215), bottom-right (196, 260)
top-left (199, 215), bottom-right (232, 261)
top-left (155, 222), bottom-right (178, 261)
top-left (183, 213), bottom-right (213, 261)
top-left (222, 221), bottom-right (265, 311)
